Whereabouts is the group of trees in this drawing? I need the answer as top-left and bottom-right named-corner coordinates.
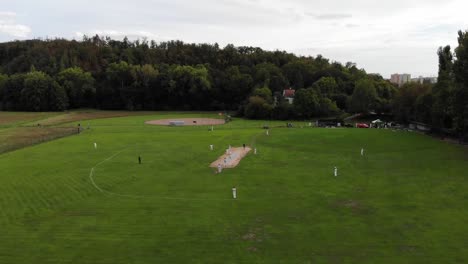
top-left (0, 36), bottom-right (394, 116)
top-left (392, 30), bottom-right (468, 141)
top-left (0, 32), bottom-right (467, 140)
top-left (0, 69), bottom-right (68, 111)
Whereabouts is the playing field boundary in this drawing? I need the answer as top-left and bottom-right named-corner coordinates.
top-left (89, 149), bottom-right (236, 201)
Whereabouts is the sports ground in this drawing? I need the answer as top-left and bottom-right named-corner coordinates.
top-left (0, 111), bottom-right (467, 263)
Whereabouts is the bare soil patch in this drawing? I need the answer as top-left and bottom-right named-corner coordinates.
top-left (210, 146), bottom-right (251, 169)
top-left (145, 118), bottom-right (225, 126)
top-left (38, 111), bottom-right (155, 126)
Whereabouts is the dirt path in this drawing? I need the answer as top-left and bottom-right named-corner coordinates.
top-left (210, 147), bottom-right (251, 169)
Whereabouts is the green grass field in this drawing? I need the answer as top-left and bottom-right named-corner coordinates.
top-left (0, 110), bottom-right (160, 154)
top-left (0, 112), bottom-right (467, 263)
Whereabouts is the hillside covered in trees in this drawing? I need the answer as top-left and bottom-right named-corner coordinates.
top-left (0, 35), bottom-right (396, 116)
top-left (0, 32), bottom-right (467, 140)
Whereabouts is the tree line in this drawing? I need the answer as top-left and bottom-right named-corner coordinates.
top-left (0, 35), bottom-right (395, 115)
top-left (0, 32), bottom-right (467, 140)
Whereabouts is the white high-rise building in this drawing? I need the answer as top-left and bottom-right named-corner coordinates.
top-left (411, 76), bottom-right (437, 84)
top-left (390, 73), bottom-right (411, 87)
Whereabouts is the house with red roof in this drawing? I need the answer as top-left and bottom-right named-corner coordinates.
top-left (282, 88), bottom-right (296, 104)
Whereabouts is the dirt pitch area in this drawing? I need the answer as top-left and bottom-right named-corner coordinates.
top-left (210, 147), bottom-right (251, 169)
top-left (145, 118), bottom-right (225, 126)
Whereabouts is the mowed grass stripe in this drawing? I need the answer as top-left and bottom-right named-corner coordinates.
top-left (0, 148), bottom-right (121, 223)
top-left (0, 113), bottom-right (467, 263)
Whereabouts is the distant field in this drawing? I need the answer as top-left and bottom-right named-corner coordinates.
top-left (0, 112), bottom-right (466, 263)
top-left (0, 126), bottom-right (77, 154)
top-left (0, 112), bottom-right (60, 127)
top-left (0, 110), bottom-right (165, 154)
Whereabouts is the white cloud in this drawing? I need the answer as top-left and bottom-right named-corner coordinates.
top-left (2, 0), bottom-right (468, 77)
top-left (0, 11), bottom-right (31, 38)
top-left (306, 13), bottom-right (353, 20)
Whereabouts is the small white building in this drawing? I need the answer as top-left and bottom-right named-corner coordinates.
top-left (410, 76), bottom-right (437, 84)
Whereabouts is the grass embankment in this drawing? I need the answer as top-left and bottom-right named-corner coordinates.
top-left (0, 110), bottom-right (160, 154)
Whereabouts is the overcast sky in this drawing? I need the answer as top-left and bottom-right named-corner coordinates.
top-left (1, 0), bottom-right (467, 78)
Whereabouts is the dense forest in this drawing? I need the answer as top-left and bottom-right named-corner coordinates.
top-left (0, 31), bottom-right (467, 140)
top-left (0, 35), bottom-right (395, 115)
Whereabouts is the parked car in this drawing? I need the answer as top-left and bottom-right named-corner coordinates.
top-left (357, 123), bottom-right (369, 128)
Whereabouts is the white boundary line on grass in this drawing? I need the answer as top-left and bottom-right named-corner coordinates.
top-left (89, 149), bottom-right (235, 201)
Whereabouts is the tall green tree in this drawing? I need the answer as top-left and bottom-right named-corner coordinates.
top-left (244, 96), bottom-right (272, 119)
top-left (2, 74), bottom-right (25, 110)
top-left (293, 88), bottom-right (320, 118)
top-left (57, 67), bottom-right (95, 108)
top-left (21, 71), bottom-right (68, 111)
top-left (374, 79), bottom-right (397, 113)
top-left (170, 65), bottom-right (211, 109)
top-left (415, 91), bottom-right (433, 124)
top-left (318, 97), bottom-right (340, 117)
top-left (105, 61), bottom-right (136, 109)
top-left (251, 87), bottom-right (273, 104)
top-left (254, 63), bottom-right (288, 92)
top-left (282, 61), bottom-right (316, 89)
top-left (0, 73), bottom-right (7, 109)
top-left (432, 46), bottom-right (454, 129)
top-left (312, 77), bottom-right (338, 96)
top-left (348, 79), bottom-right (377, 113)
top-left (221, 66), bottom-right (253, 109)
top-left (134, 64), bottom-right (159, 109)
top-left (393, 82), bottom-right (431, 123)
top-left (453, 30), bottom-right (468, 140)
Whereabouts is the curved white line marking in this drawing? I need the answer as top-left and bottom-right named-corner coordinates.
top-left (89, 149), bottom-right (235, 201)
